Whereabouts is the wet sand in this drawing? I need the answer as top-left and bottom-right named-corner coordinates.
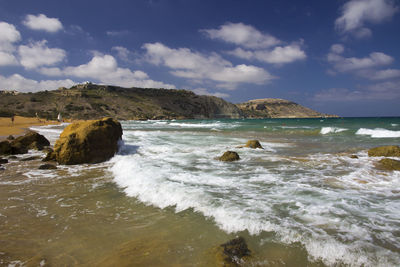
top-left (0, 116), bottom-right (60, 140)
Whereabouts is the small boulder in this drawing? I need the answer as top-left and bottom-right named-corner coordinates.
top-left (350, 155), bottom-right (358, 159)
top-left (38, 164), bottom-right (57, 170)
top-left (0, 158), bottom-right (8, 164)
top-left (42, 148), bottom-right (56, 162)
top-left (218, 151), bottom-right (240, 162)
top-left (217, 237), bottom-right (251, 265)
top-left (7, 135), bottom-right (14, 140)
top-left (10, 131), bottom-right (50, 154)
top-left (53, 117), bottom-right (122, 165)
top-left (0, 141), bottom-right (12, 155)
top-left (244, 140), bottom-right (263, 149)
top-left (377, 158), bottom-right (400, 171)
top-left (20, 156), bottom-right (41, 161)
top-left (368, 145), bottom-right (400, 157)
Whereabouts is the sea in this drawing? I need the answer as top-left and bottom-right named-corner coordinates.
top-left (1, 117), bottom-right (400, 266)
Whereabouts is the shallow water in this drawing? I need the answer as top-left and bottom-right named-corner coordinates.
top-left (1, 118), bottom-right (400, 266)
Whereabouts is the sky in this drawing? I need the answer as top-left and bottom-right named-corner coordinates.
top-left (0, 0), bottom-right (399, 117)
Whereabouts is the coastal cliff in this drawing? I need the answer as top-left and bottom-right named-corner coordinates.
top-left (237, 98), bottom-right (337, 118)
top-left (0, 84), bottom-right (242, 120)
top-left (0, 84), bottom-right (335, 120)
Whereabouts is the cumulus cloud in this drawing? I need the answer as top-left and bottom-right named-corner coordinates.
top-left (0, 74), bottom-right (75, 92)
top-left (357, 68), bottom-right (400, 80)
top-left (18, 40), bottom-right (66, 69)
top-left (0, 22), bottom-right (21, 66)
top-left (335, 0), bottom-right (398, 37)
top-left (23, 14), bottom-right (63, 33)
top-left (327, 44), bottom-right (393, 72)
top-left (143, 42), bottom-right (275, 89)
top-left (192, 88), bottom-right (230, 98)
top-left (202, 22), bottom-right (306, 65)
top-left (201, 22), bottom-right (281, 49)
top-left (39, 54), bottom-right (175, 89)
top-left (228, 44), bottom-right (306, 64)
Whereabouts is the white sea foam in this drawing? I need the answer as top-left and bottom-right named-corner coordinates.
top-left (392, 124), bottom-right (398, 127)
top-left (320, 127), bottom-right (348, 135)
top-left (356, 128), bottom-right (400, 138)
top-left (110, 121), bottom-right (400, 266)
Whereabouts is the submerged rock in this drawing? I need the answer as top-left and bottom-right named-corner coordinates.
top-left (20, 156), bottom-right (41, 161)
top-left (54, 117), bottom-right (122, 165)
top-left (368, 145), bottom-right (400, 157)
top-left (377, 158), bottom-right (400, 171)
top-left (38, 164), bottom-right (57, 170)
top-left (218, 151), bottom-right (240, 162)
top-left (0, 158), bottom-right (8, 164)
top-left (244, 140), bottom-right (263, 149)
top-left (216, 237), bottom-right (251, 266)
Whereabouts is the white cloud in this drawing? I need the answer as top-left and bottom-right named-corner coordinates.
top-left (330, 44), bottom-right (345, 54)
top-left (327, 46), bottom-right (393, 72)
top-left (335, 0), bottom-right (398, 37)
top-left (0, 74), bottom-right (75, 92)
top-left (0, 51), bottom-right (18, 66)
top-left (192, 88), bottom-right (230, 98)
top-left (357, 68), bottom-right (400, 80)
top-left (40, 54), bottom-right (175, 89)
top-left (228, 44), bottom-right (306, 64)
top-left (0, 22), bottom-right (21, 66)
top-left (23, 14), bottom-right (63, 33)
top-left (18, 40), bottom-right (66, 69)
top-left (143, 42), bottom-right (275, 89)
top-left (314, 81), bottom-right (400, 101)
top-left (201, 22), bottom-right (281, 48)
top-left (106, 30), bottom-right (130, 37)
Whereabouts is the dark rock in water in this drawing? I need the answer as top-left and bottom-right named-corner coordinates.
top-left (377, 158), bottom-right (400, 171)
top-left (8, 155), bottom-right (18, 159)
top-left (350, 155), bottom-right (358, 159)
top-left (7, 135), bottom-right (14, 140)
top-left (20, 156), bottom-right (41, 161)
top-left (42, 148), bottom-right (56, 162)
top-left (10, 141), bottom-right (28, 154)
top-left (244, 140), bottom-right (263, 149)
top-left (38, 164), bottom-right (57, 170)
top-left (0, 158), bottom-right (8, 164)
top-left (219, 237), bottom-right (251, 265)
top-left (368, 145), bottom-right (400, 157)
top-left (11, 131), bottom-right (50, 152)
top-left (54, 117), bottom-right (122, 165)
top-left (218, 151), bottom-right (240, 162)
top-left (0, 141), bottom-right (12, 155)
top-left (0, 166), bottom-right (5, 171)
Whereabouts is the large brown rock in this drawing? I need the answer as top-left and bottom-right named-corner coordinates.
top-left (377, 158), bottom-right (400, 171)
top-left (218, 151), bottom-right (240, 162)
top-left (53, 117), bottom-right (122, 165)
top-left (368, 145), bottom-right (400, 157)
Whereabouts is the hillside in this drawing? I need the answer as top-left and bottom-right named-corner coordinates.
top-left (237, 98), bottom-right (337, 118)
top-left (0, 83), bottom-right (242, 120)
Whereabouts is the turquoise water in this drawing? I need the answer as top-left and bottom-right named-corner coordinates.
top-left (111, 117), bottom-right (400, 266)
top-left (21, 117), bottom-right (400, 266)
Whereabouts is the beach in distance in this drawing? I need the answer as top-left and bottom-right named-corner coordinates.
top-left (1, 117), bottom-right (400, 266)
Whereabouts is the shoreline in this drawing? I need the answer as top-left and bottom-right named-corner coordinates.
top-left (0, 116), bottom-right (61, 140)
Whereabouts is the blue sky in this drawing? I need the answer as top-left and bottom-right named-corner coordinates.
top-left (0, 0), bottom-right (399, 116)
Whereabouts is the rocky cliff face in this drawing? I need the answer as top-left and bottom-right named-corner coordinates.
top-left (0, 84), bottom-right (242, 120)
top-left (237, 98), bottom-right (336, 118)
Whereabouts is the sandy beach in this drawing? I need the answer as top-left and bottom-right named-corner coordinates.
top-left (0, 116), bottom-right (60, 140)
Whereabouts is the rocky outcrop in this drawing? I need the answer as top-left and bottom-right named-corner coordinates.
top-left (216, 237), bottom-right (251, 266)
top-left (241, 140), bottom-right (263, 149)
top-left (0, 131), bottom-right (50, 155)
top-left (237, 98), bottom-right (336, 118)
top-left (377, 158), bottom-right (400, 171)
top-left (53, 118), bottom-right (122, 165)
top-left (218, 151), bottom-right (240, 162)
top-left (368, 145), bottom-right (400, 157)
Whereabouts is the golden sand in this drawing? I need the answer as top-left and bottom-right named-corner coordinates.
top-left (0, 116), bottom-right (60, 139)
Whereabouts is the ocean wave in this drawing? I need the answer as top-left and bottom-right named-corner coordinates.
top-left (320, 127), bottom-right (348, 135)
top-left (356, 128), bottom-right (400, 138)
